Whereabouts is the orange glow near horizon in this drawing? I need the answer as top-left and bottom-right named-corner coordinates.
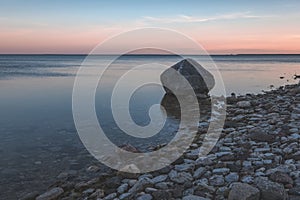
top-left (1, 24), bottom-right (300, 54)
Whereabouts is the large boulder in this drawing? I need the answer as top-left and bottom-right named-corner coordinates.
top-left (160, 58), bottom-right (215, 98)
top-left (228, 182), bottom-right (260, 200)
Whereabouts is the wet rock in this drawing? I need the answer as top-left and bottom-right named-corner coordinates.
top-left (228, 182), bottom-right (260, 200)
top-left (36, 187), bottom-right (64, 200)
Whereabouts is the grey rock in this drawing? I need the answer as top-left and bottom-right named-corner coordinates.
top-left (151, 175), bottom-right (168, 184)
top-left (169, 170), bottom-right (193, 184)
top-left (128, 177), bottom-right (153, 194)
top-left (136, 194), bottom-right (153, 200)
top-left (36, 187), bottom-right (64, 200)
top-left (269, 171), bottom-right (293, 185)
top-left (209, 175), bottom-right (225, 186)
top-left (225, 173), bottom-right (239, 183)
top-left (193, 167), bottom-right (206, 179)
top-left (89, 189), bottom-right (105, 198)
top-left (212, 168), bottom-right (230, 175)
top-left (254, 148), bottom-right (270, 152)
top-left (283, 142), bottom-right (298, 154)
top-left (241, 175), bottom-right (254, 184)
top-left (117, 183), bottom-right (129, 194)
top-left (195, 157), bottom-right (214, 166)
top-left (228, 182), bottom-right (260, 200)
top-left (175, 163), bottom-right (194, 172)
top-left (160, 58), bottom-right (215, 97)
top-left (254, 177), bottom-right (287, 200)
top-left (119, 192), bottom-right (132, 200)
top-left (103, 192), bottom-right (117, 200)
top-left (154, 182), bottom-right (166, 190)
top-left (145, 187), bottom-right (157, 193)
top-left (216, 186), bottom-right (229, 196)
top-left (243, 161), bottom-right (252, 168)
top-left (248, 128), bottom-right (275, 143)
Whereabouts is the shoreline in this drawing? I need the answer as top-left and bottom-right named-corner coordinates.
top-left (25, 82), bottom-right (300, 200)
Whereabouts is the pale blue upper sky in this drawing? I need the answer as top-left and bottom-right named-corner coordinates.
top-left (1, 0), bottom-right (300, 53)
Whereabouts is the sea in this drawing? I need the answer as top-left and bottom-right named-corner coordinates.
top-left (0, 54), bottom-right (299, 199)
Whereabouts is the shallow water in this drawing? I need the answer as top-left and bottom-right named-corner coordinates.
top-left (0, 55), bottom-right (299, 198)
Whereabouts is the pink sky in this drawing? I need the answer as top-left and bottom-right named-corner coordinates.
top-left (1, 5), bottom-right (300, 54)
top-left (1, 25), bottom-right (300, 54)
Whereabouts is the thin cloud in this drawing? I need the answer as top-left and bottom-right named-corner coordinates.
top-left (142, 12), bottom-right (272, 24)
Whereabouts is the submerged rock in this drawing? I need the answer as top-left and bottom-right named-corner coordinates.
top-left (160, 58), bottom-right (215, 98)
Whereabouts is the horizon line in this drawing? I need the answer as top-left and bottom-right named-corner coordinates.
top-left (1, 53), bottom-right (300, 56)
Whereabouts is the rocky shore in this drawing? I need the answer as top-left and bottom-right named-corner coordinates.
top-left (28, 82), bottom-right (300, 200)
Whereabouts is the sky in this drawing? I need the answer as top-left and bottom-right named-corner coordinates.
top-left (1, 0), bottom-right (300, 54)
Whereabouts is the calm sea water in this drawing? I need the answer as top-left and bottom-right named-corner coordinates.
top-left (0, 55), bottom-right (299, 199)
